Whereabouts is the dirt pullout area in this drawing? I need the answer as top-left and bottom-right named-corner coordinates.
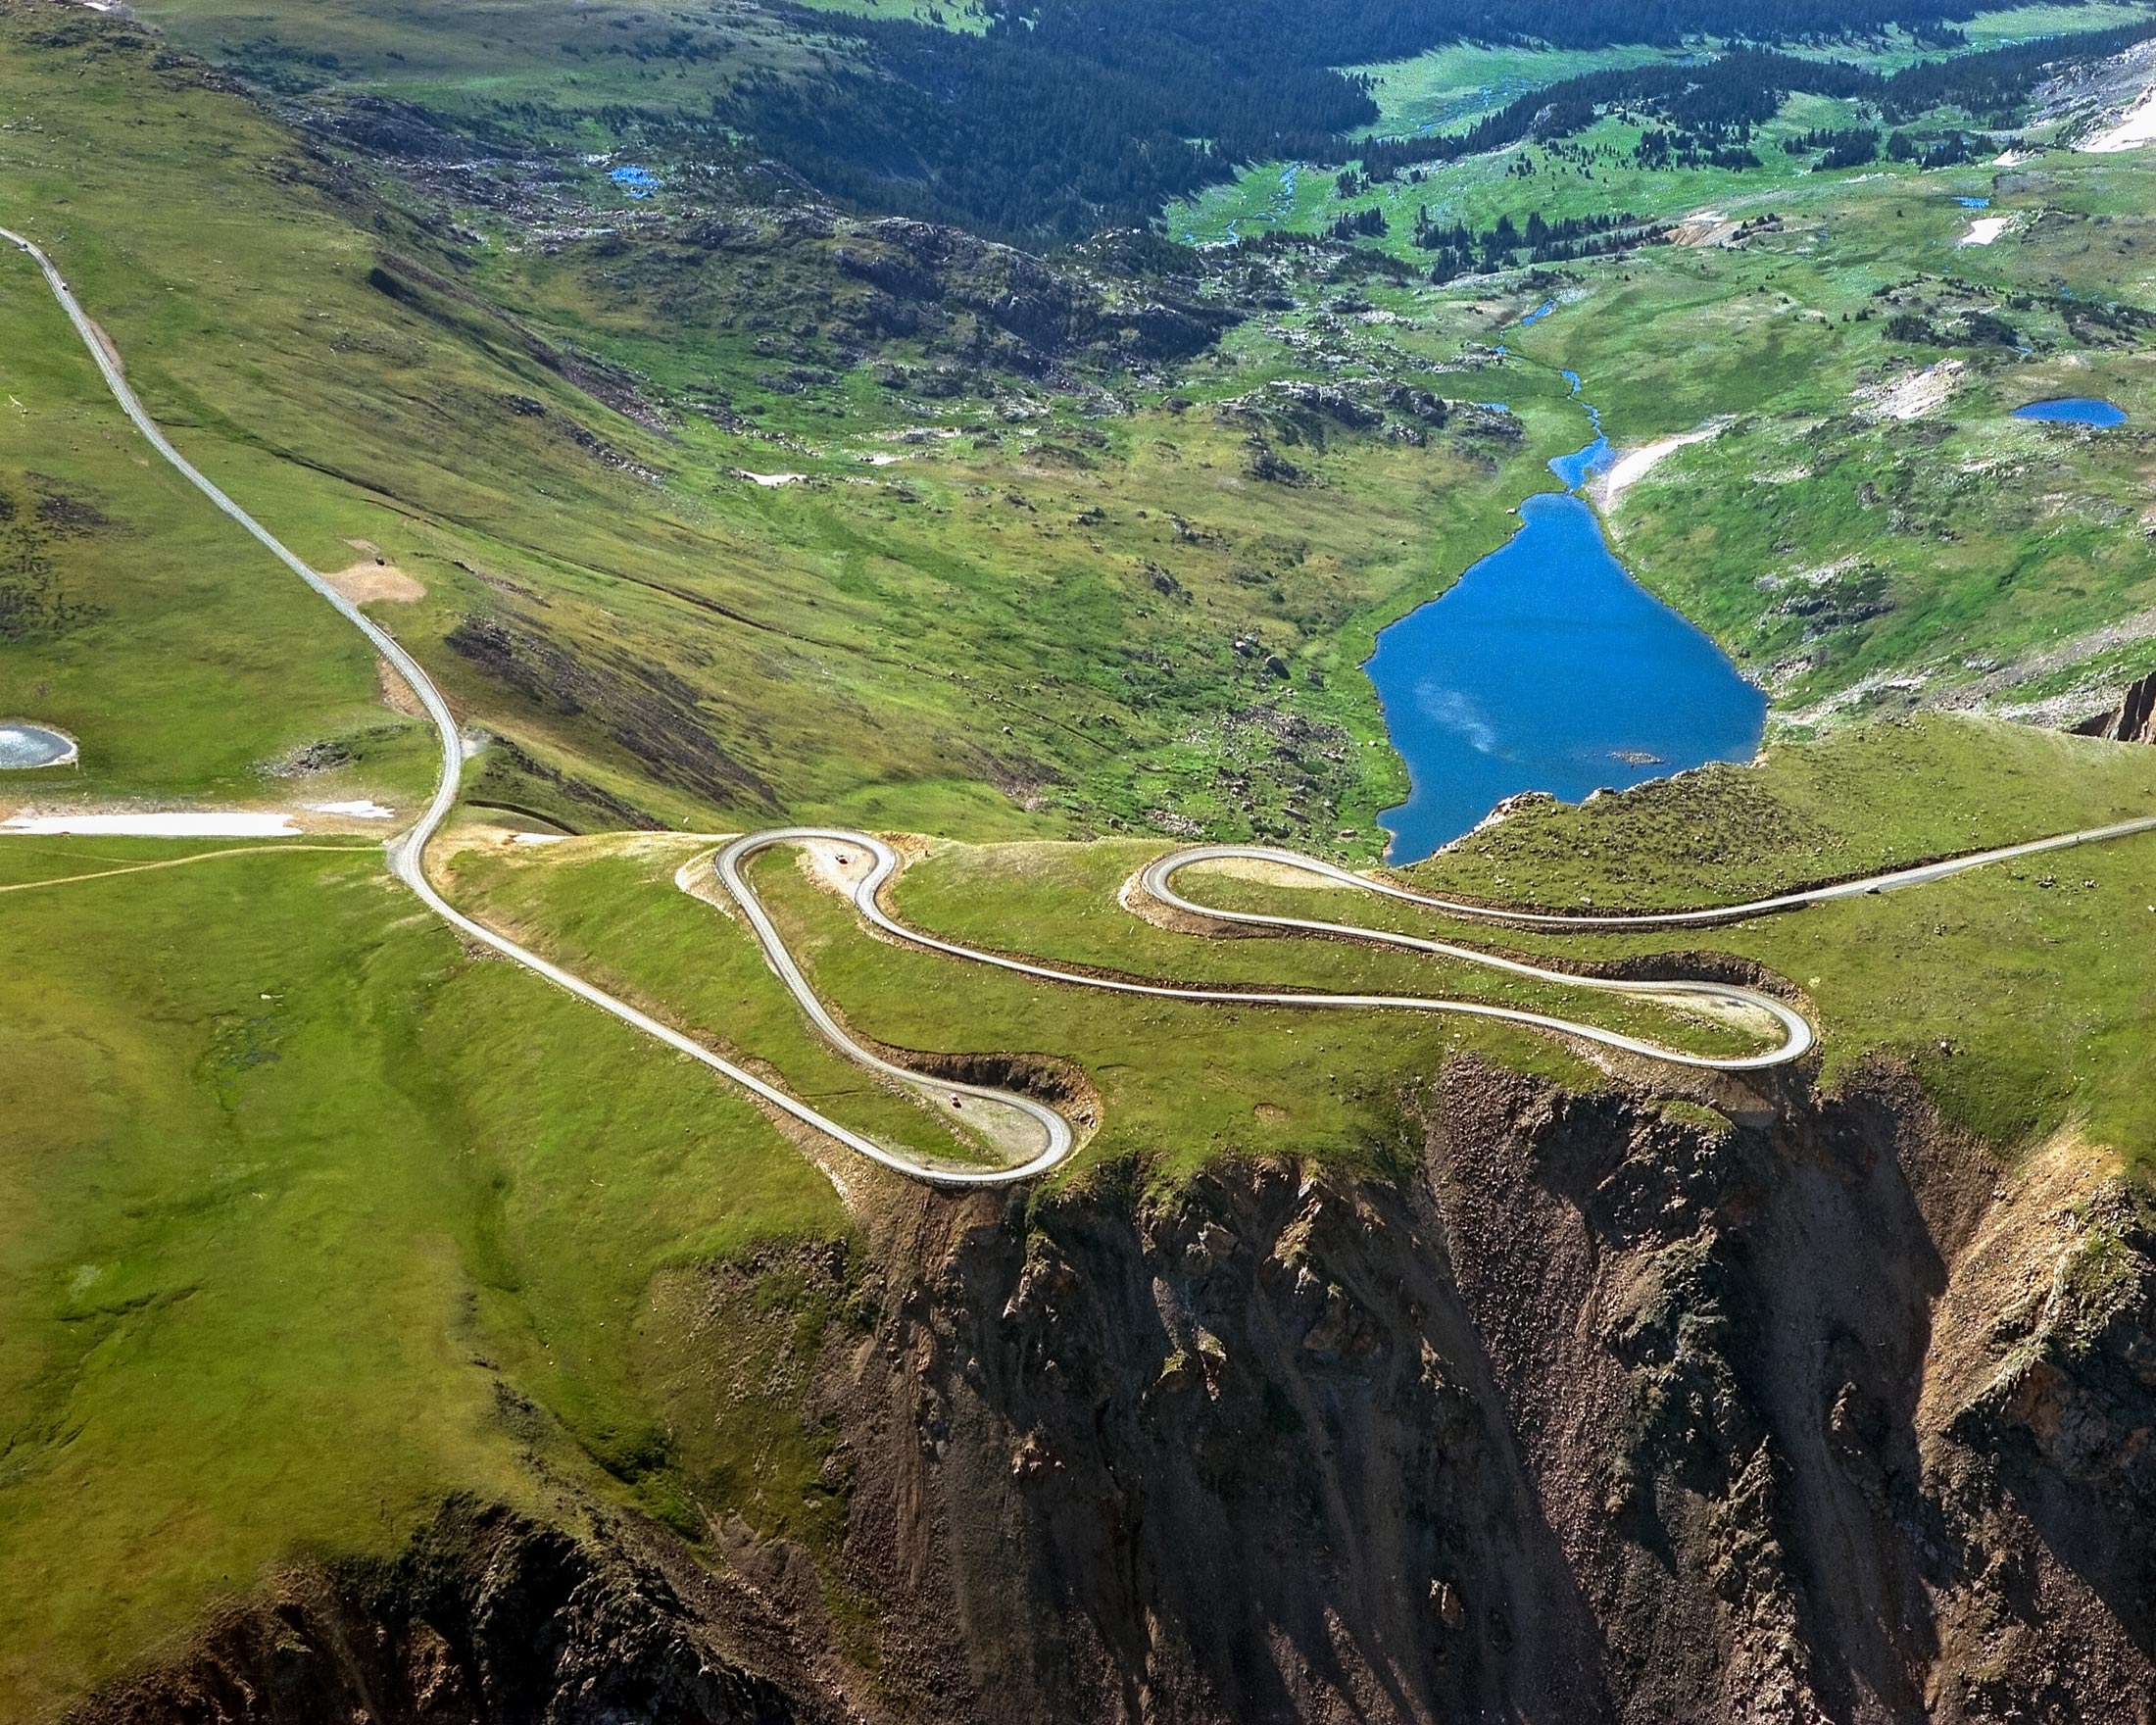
top-left (794, 836), bottom-right (878, 899)
top-left (324, 541), bottom-right (426, 605)
top-left (377, 657), bottom-right (426, 718)
top-left (84, 316), bottom-right (124, 378)
top-left (1178, 854), bottom-right (1359, 893)
top-left (73, 1060), bottom-right (2156, 1723)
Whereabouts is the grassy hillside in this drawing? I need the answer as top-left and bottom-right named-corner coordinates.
top-left (1538, 156), bottom-right (2156, 724)
top-left (0, 274), bottom-right (434, 804)
top-left (5, 2), bottom-right (2156, 1712)
top-left (0, 835), bottom-right (847, 1718)
top-left (10, 0), bottom-right (2153, 835)
top-left (106, 0), bottom-right (857, 137)
top-left (1184, 143), bottom-right (2156, 727)
top-left (0, 0), bottom-right (1571, 850)
top-left (1149, 714), bottom-right (2156, 1162)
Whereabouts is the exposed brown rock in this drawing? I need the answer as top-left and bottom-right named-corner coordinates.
top-left (2073, 669), bottom-right (2156, 744)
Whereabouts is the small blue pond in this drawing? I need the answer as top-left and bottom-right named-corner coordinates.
top-left (0, 722), bottom-right (75, 768)
top-left (1957, 196), bottom-right (1991, 208)
top-left (2012, 397), bottom-right (2128, 427)
top-left (1366, 420), bottom-right (1765, 863)
top-left (609, 165), bottom-right (662, 198)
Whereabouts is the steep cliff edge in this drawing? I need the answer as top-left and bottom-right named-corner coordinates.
top-left (74, 1060), bottom-right (2156, 1724)
top-left (2073, 670), bottom-right (2156, 745)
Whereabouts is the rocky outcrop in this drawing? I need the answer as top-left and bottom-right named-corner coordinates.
top-left (2073, 669), bottom-right (2156, 744)
top-left (833, 1059), bottom-right (2156, 1722)
top-left (77, 1061), bottom-right (2156, 1724)
top-left (832, 217), bottom-right (1237, 370)
top-left (71, 1501), bottom-right (846, 1725)
top-left (1212, 378), bottom-right (1454, 453)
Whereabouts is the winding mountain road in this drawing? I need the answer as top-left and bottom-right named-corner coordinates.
top-left (710, 831), bottom-right (1814, 1088)
top-left (1, 226), bottom-right (1004, 1189)
top-left (1141, 828), bottom-right (2156, 932)
top-left (13, 226), bottom-right (2155, 1189)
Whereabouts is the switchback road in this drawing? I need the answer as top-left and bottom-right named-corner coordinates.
top-left (15, 226), bottom-right (2153, 1188)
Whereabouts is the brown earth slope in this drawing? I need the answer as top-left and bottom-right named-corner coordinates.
top-left (71, 1060), bottom-right (2156, 1725)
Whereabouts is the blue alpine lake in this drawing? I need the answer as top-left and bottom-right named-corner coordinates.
top-left (1366, 424), bottom-right (1765, 863)
top-left (2012, 396), bottom-right (2128, 426)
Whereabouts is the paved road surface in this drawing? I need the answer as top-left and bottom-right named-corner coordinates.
top-left (710, 829), bottom-right (1815, 1078)
top-left (2, 226), bottom-right (1016, 1188)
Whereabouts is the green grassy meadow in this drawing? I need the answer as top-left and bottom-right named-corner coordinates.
top-left (1201, 136), bottom-right (2156, 726)
top-left (112, 0), bottom-right (855, 136)
top-left (1521, 157), bottom-right (2156, 721)
top-left (1122, 712), bottom-right (2156, 1165)
top-left (0, 835), bottom-right (849, 1717)
top-left (8, 704), bottom-right (2155, 1710)
top-left (1170, 2), bottom-right (2156, 244)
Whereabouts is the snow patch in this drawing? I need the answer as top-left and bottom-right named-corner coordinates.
top-left (3, 812), bottom-right (302, 836)
top-left (1594, 421), bottom-right (1729, 507)
top-left (2083, 88), bottom-right (2156, 154)
top-left (1859, 360), bottom-right (1962, 422)
top-left (306, 799), bottom-right (396, 819)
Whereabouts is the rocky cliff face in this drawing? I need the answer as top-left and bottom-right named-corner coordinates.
top-left (2073, 670), bottom-right (2156, 745)
top-left (75, 1060), bottom-right (2156, 1725)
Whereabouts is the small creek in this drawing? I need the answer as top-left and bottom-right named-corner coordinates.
top-left (1364, 357), bottom-right (1765, 864)
top-left (0, 722), bottom-right (75, 768)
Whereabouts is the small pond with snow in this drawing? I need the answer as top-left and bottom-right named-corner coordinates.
top-left (0, 723), bottom-right (75, 768)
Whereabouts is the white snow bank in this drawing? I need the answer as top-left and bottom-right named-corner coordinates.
top-left (306, 799), bottom-right (396, 819)
top-left (1862, 360), bottom-right (1962, 422)
top-left (1595, 423), bottom-right (1726, 507)
top-left (2084, 90), bottom-right (2156, 154)
top-left (3, 812), bottom-right (302, 836)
